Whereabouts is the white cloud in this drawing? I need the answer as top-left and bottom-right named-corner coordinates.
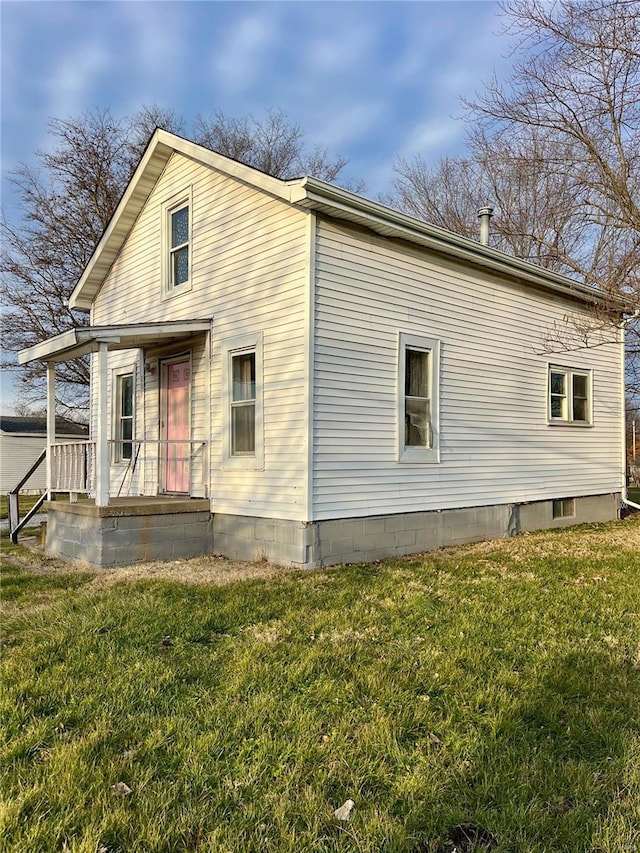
top-left (305, 22), bottom-right (375, 76)
top-left (117, 2), bottom-right (188, 86)
top-left (396, 117), bottom-right (466, 163)
top-left (43, 41), bottom-right (111, 125)
top-left (307, 99), bottom-right (386, 151)
top-left (211, 10), bottom-right (280, 93)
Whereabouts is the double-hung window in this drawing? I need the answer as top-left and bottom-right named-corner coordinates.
top-left (398, 333), bottom-right (440, 463)
top-left (231, 351), bottom-right (256, 455)
top-left (548, 366), bottom-right (591, 425)
top-left (162, 190), bottom-right (192, 295)
top-left (170, 205), bottom-right (189, 287)
top-left (114, 372), bottom-right (134, 461)
top-left (223, 333), bottom-right (263, 469)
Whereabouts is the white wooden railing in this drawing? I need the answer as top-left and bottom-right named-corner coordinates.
top-left (51, 442), bottom-right (95, 492)
top-left (50, 440), bottom-right (208, 497)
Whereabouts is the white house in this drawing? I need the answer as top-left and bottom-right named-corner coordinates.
top-left (0, 416), bottom-right (88, 493)
top-left (19, 130), bottom-right (626, 567)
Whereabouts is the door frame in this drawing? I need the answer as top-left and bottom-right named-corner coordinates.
top-left (159, 352), bottom-right (192, 494)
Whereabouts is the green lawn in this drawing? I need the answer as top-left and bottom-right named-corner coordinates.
top-left (0, 493), bottom-right (44, 520)
top-left (1, 521), bottom-right (639, 852)
top-left (0, 492), bottom-right (88, 520)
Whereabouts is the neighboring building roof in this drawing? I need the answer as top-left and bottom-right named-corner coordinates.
top-left (0, 416), bottom-right (89, 437)
top-left (69, 128), bottom-right (624, 313)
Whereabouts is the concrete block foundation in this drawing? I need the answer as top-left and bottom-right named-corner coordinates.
top-left (43, 493), bottom-right (620, 569)
top-left (211, 492), bottom-right (620, 569)
top-left (45, 497), bottom-right (212, 567)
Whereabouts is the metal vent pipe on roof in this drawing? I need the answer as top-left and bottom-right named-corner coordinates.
top-left (477, 207), bottom-right (494, 246)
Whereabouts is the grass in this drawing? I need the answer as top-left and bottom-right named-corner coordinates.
top-left (1, 492), bottom-right (88, 523)
top-left (1, 521), bottom-right (639, 852)
top-left (0, 493), bottom-right (44, 520)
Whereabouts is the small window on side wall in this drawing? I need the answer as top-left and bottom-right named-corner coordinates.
top-left (115, 373), bottom-right (134, 462)
top-left (398, 333), bottom-right (440, 463)
top-left (552, 498), bottom-right (575, 519)
top-left (223, 333), bottom-right (263, 470)
top-left (548, 366), bottom-right (591, 425)
top-left (231, 351), bottom-right (256, 455)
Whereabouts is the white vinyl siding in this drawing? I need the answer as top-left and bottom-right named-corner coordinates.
top-left (92, 154), bottom-right (309, 518)
top-left (311, 219), bottom-right (621, 520)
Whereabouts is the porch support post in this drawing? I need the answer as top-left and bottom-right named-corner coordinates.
top-left (46, 361), bottom-right (56, 499)
top-left (95, 342), bottom-right (110, 507)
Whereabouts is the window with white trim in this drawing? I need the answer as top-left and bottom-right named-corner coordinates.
top-left (222, 333), bottom-right (264, 470)
top-left (548, 366), bottom-right (591, 424)
top-left (398, 333), bottom-right (440, 463)
top-left (162, 190), bottom-right (192, 295)
top-left (114, 372), bottom-right (134, 462)
top-left (170, 205), bottom-right (189, 286)
top-left (231, 350), bottom-right (256, 455)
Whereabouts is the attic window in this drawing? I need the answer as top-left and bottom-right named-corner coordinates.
top-left (163, 189), bottom-right (192, 296)
top-left (170, 206), bottom-right (189, 286)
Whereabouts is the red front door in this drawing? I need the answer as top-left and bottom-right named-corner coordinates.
top-left (164, 359), bottom-right (190, 493)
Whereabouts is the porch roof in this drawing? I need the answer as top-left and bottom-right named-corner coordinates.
top-left (18, 319), bottom-right (212, 365)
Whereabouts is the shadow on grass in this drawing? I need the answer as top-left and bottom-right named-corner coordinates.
top-left (409, 650), bottom-right (640, 852)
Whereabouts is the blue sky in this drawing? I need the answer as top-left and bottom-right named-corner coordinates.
top-left (1, 0), bottom-right (515, 412)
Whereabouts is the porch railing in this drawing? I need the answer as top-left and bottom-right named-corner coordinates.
top-left (51, 441), bottom-right (95, 492)
top-left (51, 439), bottom-right (208, 497)
top-left (7, 449), bottom-right (48, 544)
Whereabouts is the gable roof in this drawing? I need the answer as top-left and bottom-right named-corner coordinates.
top-left (69, 130), bottom-right (301, 311)
top-left (69, 129), bottom-right (619, 313)
top-left (0, 416), bottom-right (89, 437)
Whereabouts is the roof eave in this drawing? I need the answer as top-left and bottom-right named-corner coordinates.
top-left (293, 177), bottom-right (624, 310)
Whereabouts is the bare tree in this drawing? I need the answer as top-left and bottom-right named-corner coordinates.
top-left (388, 0), bottom-right (640, 384)
top-left (389, 132), bottom-right (591, 271)
top-left (2, 106), bottom-right (355, 414)
top-left (466, 0), bottom-right (640, 295)
top-left (389, 156), bottom-right (483, 238)
top-left (193, 108), bottom-right (349, 183)
top-left (2, 110), bottom-right (130, 416)
top-left (124, 104), bottom-right (186, 166)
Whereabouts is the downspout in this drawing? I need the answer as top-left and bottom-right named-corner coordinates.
top-left (620, 310), bottom-right (640, 511)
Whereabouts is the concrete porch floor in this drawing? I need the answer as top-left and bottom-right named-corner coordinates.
top-left (45, 495), bottom-right (210, 517)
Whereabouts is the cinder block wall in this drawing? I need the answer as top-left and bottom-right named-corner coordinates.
top-left (212, 514), bottom-right (313, 566)
top-left (211, 493), bottom-right (620, 569)
top-left (44, 493), bottom-right (619, 569)
top-left (45, 501), bottom-right (212, 567)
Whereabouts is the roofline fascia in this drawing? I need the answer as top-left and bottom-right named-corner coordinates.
top-left (292, 177), bottom-right (625, 310)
